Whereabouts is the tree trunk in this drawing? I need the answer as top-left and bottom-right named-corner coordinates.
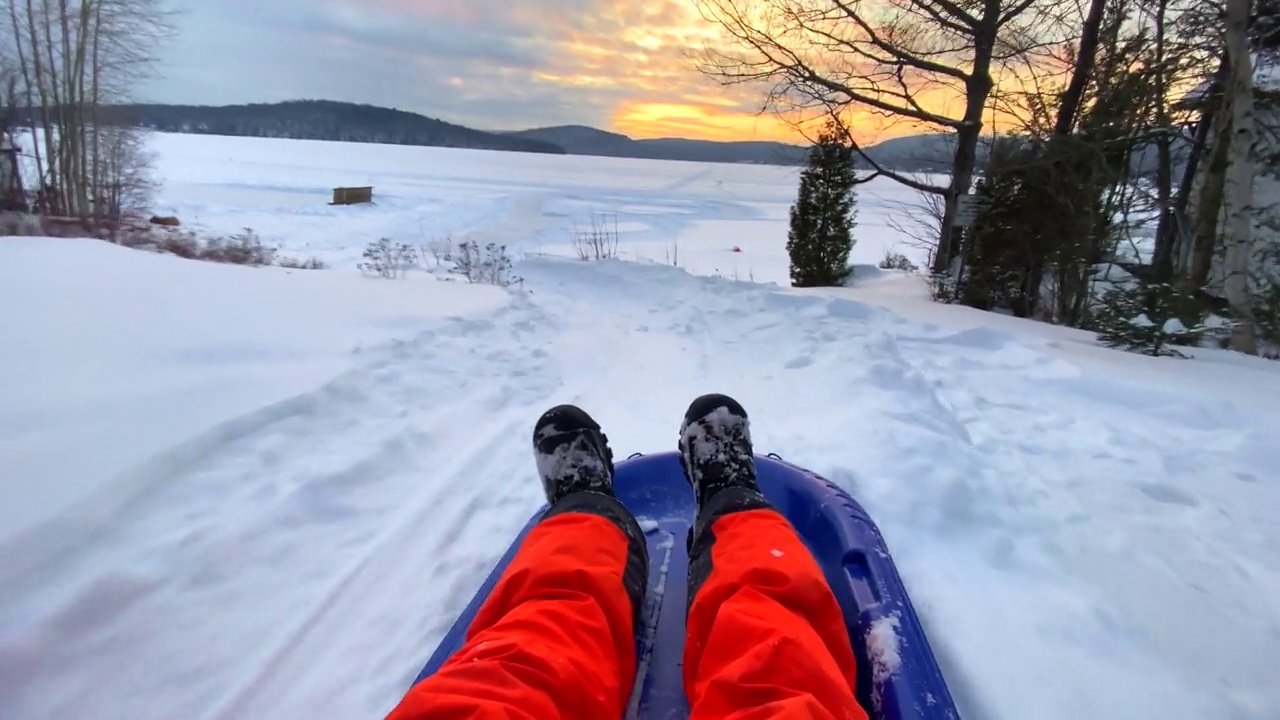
top-left (24, 0), bottom-right (54, 208)
top-left (1149, 0), bottom-right (1175, 281)
top-left (1222, 0), bottom-right (1259, 354)
top-left (7, 0), bottom-right (45, 191)
top-left (1171, 57), bottom-right (1228, 276)
top-left (1190, 108), bottom-right (1233, 288)
top-left (932, 0), bottom-right (999, 274)
top-left (1053, 0), bottom-right (1109, 137)
top-left (73, 0), bottom-right (93, 217)
top-left (90, 0), bottom-right (102, 216)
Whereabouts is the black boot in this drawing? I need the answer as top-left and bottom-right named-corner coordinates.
top-left (678, 393), bottom-right (762, 508)
top-left (678, 394), bottom-right (774, 607)
top-left (532, 404), bottom-right (615, 504)
top-left (531, 404), bottom-right (648, 626)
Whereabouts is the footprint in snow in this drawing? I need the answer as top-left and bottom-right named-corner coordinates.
top-left (1136, 482), bottom-right (1200, 508)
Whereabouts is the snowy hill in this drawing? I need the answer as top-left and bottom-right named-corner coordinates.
top-left (1, 132), bottom-right (1278, 720)
top-left (118, 101), bottom-right (567, 155)
top-left (505, 124), bottom-right (809, 165)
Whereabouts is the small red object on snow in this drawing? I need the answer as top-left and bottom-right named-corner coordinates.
top-left (732, 246), bottom-right (742, 253)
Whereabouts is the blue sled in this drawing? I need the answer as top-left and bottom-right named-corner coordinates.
top-left (410, 452), bottom-right (961, 720)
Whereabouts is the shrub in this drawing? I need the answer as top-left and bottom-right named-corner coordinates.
top-left (277, 256), bottom-right (328, 270)
top-left (1092, 281), bottom-right (1210, 358)
top-left (422, 236), bottom-right (455, 270)
top-left (203, 229), bottom-right (276, 266)
top-left (359, 238), bottom-right (418, 279)
top-left (161, 233), bottom-right (201, 259)
top-left (453, 241), bottom-right (523, 287)
top-left (573, 213), bottom-right (620, 261)
top-left (879, 250), bottom-right (920, 273)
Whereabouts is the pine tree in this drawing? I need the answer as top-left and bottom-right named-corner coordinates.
top-left (1092, 280), bottom-right (1208, 358)
top-left (787, 125), bottom-right (857, 287)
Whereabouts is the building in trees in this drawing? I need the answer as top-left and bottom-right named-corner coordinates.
top-left (787, 127), bottom-right (857, 288)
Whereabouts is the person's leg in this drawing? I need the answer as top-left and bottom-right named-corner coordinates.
top-left (388, 405), bottom-right (648, 720)
top-left (678, 395), bottom-right (868, 720)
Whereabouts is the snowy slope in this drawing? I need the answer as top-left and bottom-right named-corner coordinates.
top-left (2, 134), bottom-right (1279, 720)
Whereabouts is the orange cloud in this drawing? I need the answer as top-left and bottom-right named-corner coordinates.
top-left (612, 100), bottom-right (930, 145)
top-left (527, 0), bottom-right (967, 144)
top-left (335, 0), bottom-right (1027, 144)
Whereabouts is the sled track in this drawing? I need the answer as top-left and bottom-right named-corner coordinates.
top-left (204, 411), bottom-right (534, 720)
top-left (194, 305), bottom-right (571, 719)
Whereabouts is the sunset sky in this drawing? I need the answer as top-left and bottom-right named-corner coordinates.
top-left (146, 0), bottom-right (944, 146)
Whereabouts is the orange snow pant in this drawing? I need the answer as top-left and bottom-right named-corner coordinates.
top-left (386, 488), bottom-right (868, 720)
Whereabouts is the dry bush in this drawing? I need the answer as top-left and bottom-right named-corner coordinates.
top-left (879, 249), bottom-right (920, 272)
top-left (160, 233), bottom-right (200, 259)
top-left (359, 238), bottom-right (418, 278)
top-left (277, 256), bottom-right (328, 270)
top-left (201, 229), bottom-right (276, 266)
top-left (3, 210), bottom-right (323, 271)
top-left (421, 236), bottom-right (455, 270)
top-left (573, 213), bottom-right (620, 261)
top-left (452, 241), bottom-right (523, 287)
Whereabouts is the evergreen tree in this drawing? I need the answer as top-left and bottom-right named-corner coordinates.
top-left (1092, 280), bottom-right (1208, 358)
top-left (787, 125), bottom-right (857, 287)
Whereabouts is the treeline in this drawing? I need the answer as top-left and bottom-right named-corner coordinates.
top-left (115, 100), bottom-right (566, 155)
top-left (695, 0), bottom-right (1280, 357)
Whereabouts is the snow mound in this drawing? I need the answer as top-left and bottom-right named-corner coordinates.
top-left (0, 236), bottom-right (508, 550)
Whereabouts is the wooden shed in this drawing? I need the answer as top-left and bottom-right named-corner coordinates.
top-left (331, 186), bottom-right (374, 205)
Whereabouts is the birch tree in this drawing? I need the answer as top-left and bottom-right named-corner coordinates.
top-left (1222, 0), bottom-right (1260, 353)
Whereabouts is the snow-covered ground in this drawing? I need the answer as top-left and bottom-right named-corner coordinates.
top-left (2, 132), bottom-right (1279, 720)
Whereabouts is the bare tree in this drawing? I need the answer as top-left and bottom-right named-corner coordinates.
top-left (2, 0), bottom-right (171, 222)
top-left (691, 0), bottom-right (1061, 273)
top-left (1222, 0), bottom-right (1260, 353)
top-left (1052, 0), bottom-right (1109, 137)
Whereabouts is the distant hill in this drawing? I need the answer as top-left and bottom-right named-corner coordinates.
top-left (116, 100), bottom-right (566, 155)
top-left (108, 100), bottom-right (1079, 172)
top-left (856, 130), bottom-right (1194, 177)
top-left (503, 125), bottom-right (809, 165)
top-left (858, 133), bottom-right (985, 173)
top-left (506, 125), bottom-right (989, 170)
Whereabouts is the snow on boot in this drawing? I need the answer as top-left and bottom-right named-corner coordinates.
top-left (532, 404), bottom-right (615, 505)
top-left (678, 393), bottom-right (760, 509)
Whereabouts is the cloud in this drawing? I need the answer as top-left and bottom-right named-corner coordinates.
top-left (141, 0), bottom-right (934, 143)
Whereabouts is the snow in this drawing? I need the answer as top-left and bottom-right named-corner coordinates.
top-left (0, 237), bottom-right (508, 542)
top-left (2, 132), bottom-right (1279, 720)
top-left (866, 615), bottom-right (904, 690)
